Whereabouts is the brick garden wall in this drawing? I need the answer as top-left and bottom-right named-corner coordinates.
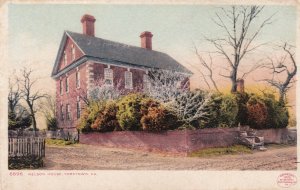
top-left (256, 128), bottom-right (289, 144)
top-left (186, 128), bottom-right (240, 152)
top-left (79, 128), bottom-right (292, 155)
top-left (80, 130), bottom-right (188, 155)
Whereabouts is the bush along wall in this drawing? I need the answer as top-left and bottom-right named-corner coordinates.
top-left (9, 156), bottom-right (44, 169)
top-left (76, 91), bottom-right (290, 133)
top-left (201, 93), bottom-right (238, 129)
top-left (246, 93), bottom-right (289, 129)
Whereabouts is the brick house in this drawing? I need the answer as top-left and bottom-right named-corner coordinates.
top-left (51, 14), bottom-right (192, 130)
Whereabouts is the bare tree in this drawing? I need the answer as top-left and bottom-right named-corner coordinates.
top-left (88, 79), bottom-right (125, 102)
top-left (38, 95), bottom-right (57, 131)
top-left (39, 94), bottom-right (56, 120)
top-left (192, 46), bottom-right (220, 92)
top-left (168, 90), bottom-right (211, 125)
top-left (207, 6), bottom-right (274, 92)
top-left (71, 78), bottom-right (126, 106)
top-left (8, 77), bottom-right (21, 112)
top-left (18, 68), bottom-right (48, 133)
top-left (147, 69), bottom-right (189, 102)
top-left (262, 43), bottom-right (297, 103)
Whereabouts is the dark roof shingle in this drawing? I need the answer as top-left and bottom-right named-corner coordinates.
top-left (66, 31), bottom-right (192, 74)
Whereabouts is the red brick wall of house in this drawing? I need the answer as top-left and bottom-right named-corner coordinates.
top-left (56, 61), bottom-right (148, 129)
top-left (56, 62), bottom-right (88, 129)
top-left (92, 63), bottom-right (146, 91)
top-left (58, 37), bottom-right (84, 72)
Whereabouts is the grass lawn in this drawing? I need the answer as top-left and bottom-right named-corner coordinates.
top-left (189, 145), bottom-right (252, 157)
top-left (45, 139), bottom-right (77, 146)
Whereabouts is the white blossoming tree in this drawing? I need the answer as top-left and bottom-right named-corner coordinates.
top-left (147, 68), bottom-right (211, 127)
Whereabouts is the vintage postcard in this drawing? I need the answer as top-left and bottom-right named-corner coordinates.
top-left (0, 0), bottom-right (299, 189)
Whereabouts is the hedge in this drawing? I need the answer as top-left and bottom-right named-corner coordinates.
top-left (77, 91), bottom-right (290, 132)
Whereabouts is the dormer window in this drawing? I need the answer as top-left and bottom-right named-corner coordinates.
top-left (63, 51), bottom-right (67, 65)
top-left (104, 68), bottom-right (113, 86)
top-left (125, 71), bottom-right (133, 89)
top-left (71, 44), bottom-right (76, 61)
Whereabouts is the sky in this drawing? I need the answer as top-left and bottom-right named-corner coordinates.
top-left (7, 4), bottom-right (297, 104)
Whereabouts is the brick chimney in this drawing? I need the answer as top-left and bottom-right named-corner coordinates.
top-left (81, 14), bottom-right (96, 36)
top-left (140, 31), bottom-right (153, 50)
top-left (236, 79), bottom-right (245, 93)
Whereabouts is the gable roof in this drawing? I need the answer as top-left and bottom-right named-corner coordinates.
top-left (51, 31), bottom-right (192, 78)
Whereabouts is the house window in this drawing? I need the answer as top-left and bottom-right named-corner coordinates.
top-left (60, 79), bottom-right (63, 95)
top-left (66, 104), bottom-right (71, 120)
top-left (104, 68), bottom-right (113, 86)
top-left (60, 104), bottom-right (64, 121)
top-left (71, 45), bottom-right (76, 61)
top-left (76, 71), bottom-right (80, 88)
top-left (63, 51), bottom-right (67, 65)
top-left (65, 77), bottom-right (69, 93)
top-left (124, 71), bottom-right (133, 89)
top-left (143, 74), bottom-right (151, 91)
top-left (76, 100), bottom-right (81, 119)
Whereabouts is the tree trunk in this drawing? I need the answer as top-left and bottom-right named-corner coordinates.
top-left (28, 104), bottom-right (37, 136)
top-left (230, 68), bottom-right (238, 93)
top-left (31, 114), bottom-right (37, 136)
top-left (279, 91), bottom-right (285, 106)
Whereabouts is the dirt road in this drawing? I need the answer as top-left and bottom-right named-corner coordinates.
top-left (43, 144), bottom-right (296, 170)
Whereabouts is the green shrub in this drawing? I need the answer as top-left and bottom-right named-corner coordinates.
top-left (116, 93), bottom-right (146, 131)
top-left (203, 93), bottom-right (238, 128)
top-left (246, 93), bottom-right (289, 129)
top-left (45, 139), bottom-right (76, 146)
top-left (9, 156), bottom-right (44, 170)
top-left (140, 98), bottom-right (160, 115)
top-left (77, 101), bottom-right (104, 132)
top-left (177, 123), bottom-right (196, 130)
top-left (46, 117), bottom-right (57, 131)
top-left (200, 93), bottom-right (222, 128)
top-left (246, 95), bottom-right (268, 129)
top-left (260, 93), bottom-right (289, 129)
top-left (8, 108), bottom-right (32, 130)
top-left (288, 116), bottom-right (297, 127)
top-left (91, 101), bottom-right (120, 132)
top-left (141, 105), bottom-right (178, 131)
top-left (234, 92), bottom-right (250, 125)
top-left (219, 94), bottom-right (239, 127)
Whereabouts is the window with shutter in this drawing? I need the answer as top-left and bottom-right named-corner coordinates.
top-left (104, 68), bottom-right (113, 86)
top-left (125, 71), bottom-right (133, 89)
top-left (143, 74), bottom-right (151, 91)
